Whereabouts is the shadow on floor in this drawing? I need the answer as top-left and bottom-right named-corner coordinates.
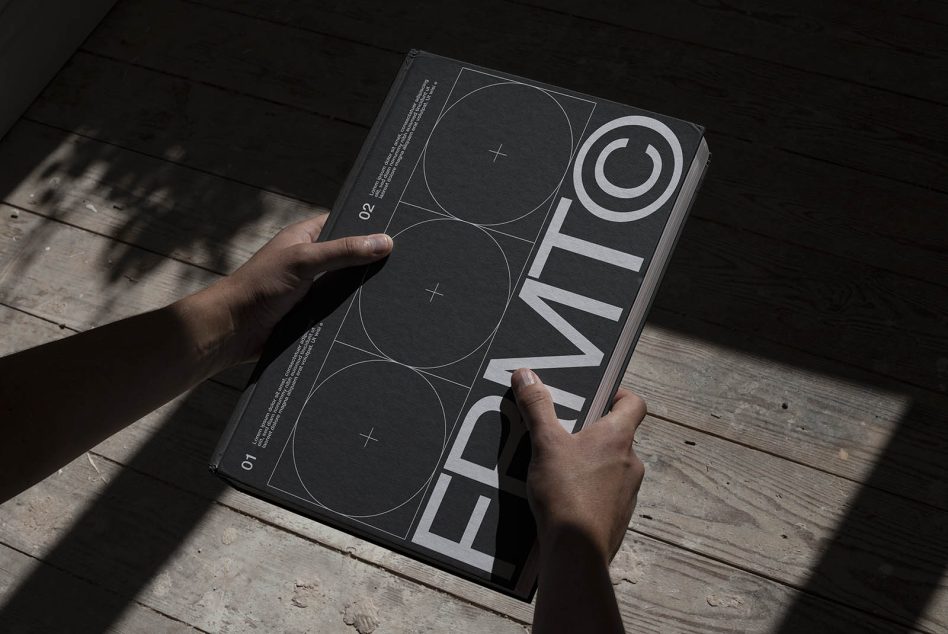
top-left (0, 381), bottom-right (238, 630)
top-left (0, 0), bottom-right (945, 631)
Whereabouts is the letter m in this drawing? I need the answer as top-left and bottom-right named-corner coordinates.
top-left (483, 278), bottom-right (622, 414)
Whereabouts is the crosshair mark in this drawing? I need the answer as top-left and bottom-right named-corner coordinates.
top-left (424, 282), bottom-right (445, 302)
top-left (359, 427), bottom-right (379, 448)
top-left (488, 143), bottom-right (508, 163)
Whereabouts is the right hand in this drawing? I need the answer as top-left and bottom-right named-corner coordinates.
top-left (192, 215), bottom-right (393, 369)
top-left (511, 368), bottom-right (647, 562)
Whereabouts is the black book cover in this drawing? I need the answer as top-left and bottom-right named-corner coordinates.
top-left (212, 50), bottom-right (708, 600)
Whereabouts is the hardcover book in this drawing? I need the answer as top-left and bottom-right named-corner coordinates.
top-left (212, 50), bottom-right (709, 600)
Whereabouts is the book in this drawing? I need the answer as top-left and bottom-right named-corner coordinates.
top-left (211, 50), bottom-right (710, 600)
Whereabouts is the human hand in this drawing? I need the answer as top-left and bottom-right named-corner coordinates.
top-left (511, 368), bottom-right (646, 563)
top-left (187, 214), bottom-right (392, 369)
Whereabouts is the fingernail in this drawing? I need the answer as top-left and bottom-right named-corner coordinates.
top-left (511, 368), bottom-right (537, 390)
top-left (366, 234), bottom-right (392, 255)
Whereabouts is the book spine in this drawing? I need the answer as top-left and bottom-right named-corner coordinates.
top-left (209, 380), bottom-right (257, 473)
top-left (602, 140), bottom-right (711, 416)
top-left (315, 49), bottom-right (420, 244)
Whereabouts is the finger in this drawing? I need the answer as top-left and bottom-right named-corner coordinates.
top-left (613, 386), bottom-right (633, 404)
top-left (274, 214), bottom-right (330, 247)
top-left (296, 213), bottom-right (329, 240)
top-left (289, 233), bottom-right (393, 278)
top-left (511, 369), bottom-right (564, 446)
top-left (607, 389), bottom-right (647, 438)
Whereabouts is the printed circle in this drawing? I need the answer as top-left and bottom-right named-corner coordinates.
top-left (359, 218), bottom-right (510, 368)
top-left (292, 360), bottom-right (446, 518)
top-left (423, 82), bottom-right (574, 225)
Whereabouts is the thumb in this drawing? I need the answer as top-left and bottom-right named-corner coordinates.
top-left (511, 369), bottom-right (564, 448)
top-left (289, 233), bottom-right (393, 278)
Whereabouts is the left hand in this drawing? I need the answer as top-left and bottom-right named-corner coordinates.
top-left (193, 214), bottom-right (393, 368)
top-left (511, 368), bottom-right (646, 563)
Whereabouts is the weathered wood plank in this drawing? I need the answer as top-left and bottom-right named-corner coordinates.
top-left (3, 2), bottom-right (941, 629)
top-left (79, 352), bottom-right (948, 631)
top-left (0, 203), bottom-right (213, 330)
top-left (635, 420), bottom-right (948, 632)
top-left (1, 213), bottom-right (943, 630)
top-left (31, 7), bottom-right (948, 289)
top-left (0, 543), bottom-right (193, 633)
top-left (0, 456), bottom-right (527, 633)
top-left (625, 317), bottom-right (948, 511)
top-left (0, 204), bottom-right (250, 389)
top-left (609, 534), bottom-right (900, 634)
top-left (88, 0), bottom-right (399, 128)
top-left (0, 432), bottom-right (906, 633)
top-left (3, 122), bottom-right (946, 505)
top-left (515, 0), bottom-right (948, 104)
top-left (656, 218), bottom-right (948, 394)
top-left (88, 0), bottom-right (948, 190)
top-left (0, 120), bottom-right (319, 274)
top-left (80, 0), bottom-right (948, 283)
top-left (0, 294), bottom-right (535, 623)
top-left (19, 53), bottom-right (948, 393)
top-left (7, 112), bottom-right (946, 290)
top-left (0, 304), bottom-right (68, 356)
top-left (3, 216), bottom-right (948, 623)
top-left (76, 0), bottom-right (948, 286)
top-left (700, 137), bottom-right (948, 285)
top-left (26, 52), bottom-right (366, 206)
top-left (109, 375), bottom-right (948, 631)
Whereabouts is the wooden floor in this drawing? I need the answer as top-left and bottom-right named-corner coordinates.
top-left (1, 0), bottom-right (946, 631)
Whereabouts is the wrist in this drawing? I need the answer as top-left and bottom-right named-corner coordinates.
top-left (538, 521), bottom-right (611, 568)
top-left (171, 281), bottom-right (243, 378)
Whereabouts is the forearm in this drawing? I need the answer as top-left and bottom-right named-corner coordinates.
top-left (533, 526), bottom-right (625, 634)
top-left (0, 287), bottom-right (236, 502)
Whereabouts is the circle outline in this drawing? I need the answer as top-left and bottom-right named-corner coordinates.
top-left (291, 358), bottom-right (447, 519)
top-left (422, 81), bottom-right (575, 227)
top-left (357, 217), bottom-right (511, 369)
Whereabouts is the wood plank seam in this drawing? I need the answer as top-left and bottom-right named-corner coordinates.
top-left (7, 155), bottom-right (945, 399)
top-left (176, 0), bottom-right (405, 55)
top-left (0, 247), bottom-right (535, 621)
top-left (5, 192), bottom-right (946, 503)
top-left (0, 300), bottom-right (77, 333)
top-left (652, 303), bottom-right (944, 397)
top-left (3, 2), bottom-right (944, 627)
top-left (780, 146), bottom-right (948, 198)
top-left (18, 59), bottom-right (948, 307)
top-left (75, 48), bottom-right (368, 131)
top-left (14, 108), bottom-right (948, 296)
top-left (0, 216), bottom-right (936, 624)
top-left (0, 232), bottom-right (940, 628)
top-left (0, 539), bottom-right (208, 632)
top-left (18, 115), bottom-right (324, 205)
top-left (1, 200), bottom-right (228, 278)
top-left (503, 0), bottom-right (948, 110)
top-left (632, 525), bottom-right (930, 634)
top-left (681, 211), bottom-right (948, 293)
top-left (74, 436), bottom-right (938, 633)
top-left (80, 443), bottom-right (931, 633)
top-left (642, 409), bottom-right (948, 515)
top-left (46, 449), bottom-right (535, 628)
top-left (75, 32), bottom-right (948, 198)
